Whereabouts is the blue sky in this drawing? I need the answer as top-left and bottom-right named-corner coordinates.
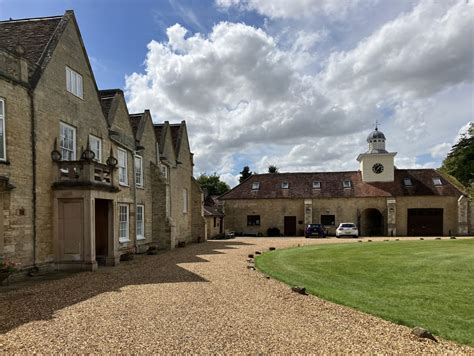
top-left (1, 1), bottom-right (472, 186)
top-left (0, 0), bottom-right (264, 89)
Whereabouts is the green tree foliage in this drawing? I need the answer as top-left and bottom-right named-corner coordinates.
top-left (239, 166), bottom-right (252, 183)
top-left (197, 173), bottom-right (230, 195)
top-left (268, 165), bottom-right (279, 173)
top-left (440, 122), bottom-right (474, 197)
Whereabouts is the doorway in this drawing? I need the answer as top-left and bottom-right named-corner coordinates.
top-left (284, 216), bottom-right (297, 236)
top-left (95, 199), bottom-right (110, 265)
top-left (361, 208), bottom-right (384, 236)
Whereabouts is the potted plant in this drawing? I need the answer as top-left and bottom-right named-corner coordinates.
top-left (0, 257), bottom-right (19, 285)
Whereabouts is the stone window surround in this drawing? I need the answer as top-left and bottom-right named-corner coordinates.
top-left (0, 97), bottom-right (5, 161)
top-left (118, 204), bottom-right (130, 243)
top-left (118, 148), bottom-right (128, 186)
top-left (66, 66), bottom-right (84, 99)
top-left (135, 155), bottom-right (143, 188)
top-left (183, 188), bottom-right (188, 214)
top-left (247, 215), bottom-right (260, 226)
top-left (59, 122), bottom-right (76, 161)
top-left (89, 134), bottom-right (102, 162)
top-left (136, 204), bottom-right (145, 240)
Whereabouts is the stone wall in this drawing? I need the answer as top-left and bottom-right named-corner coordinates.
top-left (190, 178), bottom-right (206, 242)
top-left (224, 195), bottom-right (465, 237)
top-left (0, 71), bottom-right (34, 266)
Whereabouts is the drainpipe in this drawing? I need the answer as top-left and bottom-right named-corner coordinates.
top-left (132, 150), bottom-right (138, 253)
top-left (28, 88), bottom-right (37, 269)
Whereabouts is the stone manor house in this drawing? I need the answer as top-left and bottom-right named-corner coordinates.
top-left (0, 11), bottom-right (206, 271)
top-left (221, 128), bottom-right (473, 237)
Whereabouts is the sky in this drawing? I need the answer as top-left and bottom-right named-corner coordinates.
top-left (1, 0), bottom-right (473, 187)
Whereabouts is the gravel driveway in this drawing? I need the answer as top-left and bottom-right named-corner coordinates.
top-left (0, 237), bottom-right (472, 353)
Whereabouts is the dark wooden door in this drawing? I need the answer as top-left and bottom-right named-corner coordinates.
top-left (407, 208), bottom-right (443, 236)
top-left (284, 216), bottom-right (297, 236)
top-left (95, 199), bottom-right (109, 259)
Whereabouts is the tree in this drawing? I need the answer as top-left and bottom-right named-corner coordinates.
top-left (197, 173), bottom-right (230, 196)
top-left (239, 166), bottom-right (252, 183)
top-left (268, 165), bottom-right (279, 173)
top-left (440, 122), bottom-right (474, 198)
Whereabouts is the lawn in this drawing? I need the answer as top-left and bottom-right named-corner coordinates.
top-left (255, 239), bottom-right (474, 346)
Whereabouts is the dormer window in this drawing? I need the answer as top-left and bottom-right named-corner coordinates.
top-left (432, 177), bottom-right (442, 186)
top-left (251, 182), bottom-right (260, 190)
top-left (343, 180), bottom-right (352, 188)
top-left (66, 67), bottom-right (83, 99)
top-left (313, 181), bottom-right (321, 189)
top-left (281, 181), bottom-right (289, 189)
top-left (403, 178), bottom-right (413, 186)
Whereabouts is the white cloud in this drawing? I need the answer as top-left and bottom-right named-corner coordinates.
top-left (215, 0), bottom-right (363, 19)
top-left (126, 0), bottom-right (474, 186)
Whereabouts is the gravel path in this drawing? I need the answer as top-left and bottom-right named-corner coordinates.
top-left (1, 237), bottom-right (472, 353)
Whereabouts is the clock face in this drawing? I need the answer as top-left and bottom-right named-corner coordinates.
top-left (372, 163), bottom-right (384, 174)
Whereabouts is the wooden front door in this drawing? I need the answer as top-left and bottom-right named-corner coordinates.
top-left (95, 199), bottom-right (109, 263)
top-left (284, 216), bottom-right (297, 236)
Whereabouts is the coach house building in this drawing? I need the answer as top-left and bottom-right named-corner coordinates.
top-left (221, 127), bottom-right (472, 237)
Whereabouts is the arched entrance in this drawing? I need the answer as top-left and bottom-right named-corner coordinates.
top-left (361, 208), bottom-right (384, 236)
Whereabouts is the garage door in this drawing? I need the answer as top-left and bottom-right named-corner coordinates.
top-left (407, 208), bottom-right (443, 236)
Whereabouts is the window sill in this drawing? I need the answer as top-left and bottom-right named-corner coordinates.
top-left (0, 160), bottom-right (10, 165)
top-left (119, 238), bottom-right (130, 243)
top-left (136, 185), bottom-right (145, 189)
top-left (119, 183), bottom-right (129, 187)
top-left (136, 236), bottom-right (146, 241)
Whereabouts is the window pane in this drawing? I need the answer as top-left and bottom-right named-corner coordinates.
top-left (0, 99), bottom-right (4, 117)
top-left (0, 118), bottom-right (4, 159)
top-left (77, 74), bottom-right (83, 98)
top-left (66, 68), bottom-right (71, 92)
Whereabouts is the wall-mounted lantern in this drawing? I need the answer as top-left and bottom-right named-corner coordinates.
top-left (51, 138), bottom-right (62, 162)
top-left (106, 147), bottom-right (118, 167)
top-left (81, 137), bottom-right (96, 161)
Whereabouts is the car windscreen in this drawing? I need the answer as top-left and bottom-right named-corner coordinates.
top-left (341, 224), bottom-right (356, 228)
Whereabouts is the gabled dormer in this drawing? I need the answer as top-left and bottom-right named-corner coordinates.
top-left (154, 121), bottom-right (177, 166)
top-left (170, 121), bottom-right (194, 171)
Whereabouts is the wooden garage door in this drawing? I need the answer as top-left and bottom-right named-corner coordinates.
top-left (407, 208), bottom-right (443, 236)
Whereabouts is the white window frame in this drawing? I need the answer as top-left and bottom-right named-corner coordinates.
top-left (89, 134), bottom-right (102, 162)
top-left (343, 180), bottom-right (352, 188)
top-left (59, 122), bottom-right (76, 161)
top-left (183, 188), bottom-right (188, 214)
top-left (66, 66), bottom-right (83, 99)
top-left (136, 204), bottom-right (145, 240)
top-left (135, 155), bottom-right (143, 187)
top-left (313, 181), bottom-right (321, 189)
top-left (251, 182), bottom-right (260, 190)
top-left (432, 177), bottom-right (442, 186)
top-left (0, 98), bottom-right (6, 161)
top-left (118, 148), bottom-right (128, 186)
top-left (281, 181), bottom-right (289, 189)
top-left (404, 178), bottom-right (413, 186)
top-left (118, 204), bottom-right (129, 243)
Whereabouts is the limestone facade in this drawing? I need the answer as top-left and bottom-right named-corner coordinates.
top-left (0, 11), bottom-right (205, 271)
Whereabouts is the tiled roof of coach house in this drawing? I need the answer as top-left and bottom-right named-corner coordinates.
top-left (220, 169), bottom-right (463, 200)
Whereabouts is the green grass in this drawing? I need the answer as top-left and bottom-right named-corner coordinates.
top-left (255, 239), bottom-right (474, 346)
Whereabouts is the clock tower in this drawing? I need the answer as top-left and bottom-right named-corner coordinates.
top-left (357, 126), bottom-right (397, 182)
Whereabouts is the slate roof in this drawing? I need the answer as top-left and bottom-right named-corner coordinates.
top-left (98, 89), bottom-right (121, 120)
top-left (0, 16), bottom-right (62, 65)
top-left (220, 169), bottom-right (463, 200)
top-left (129, 113), bottom-right (143, 138)
top-left (169, 124), bottom-right (180, 152)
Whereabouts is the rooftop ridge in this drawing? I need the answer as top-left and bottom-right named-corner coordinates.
top-left (0, 15), bottom-right (62, 23)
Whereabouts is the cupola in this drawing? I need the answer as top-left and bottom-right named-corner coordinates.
top-left (366, 126), bottom-right (387, 153)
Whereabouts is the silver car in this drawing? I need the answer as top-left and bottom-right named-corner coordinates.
top-left (336, 223), bottom-right (359, 238)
